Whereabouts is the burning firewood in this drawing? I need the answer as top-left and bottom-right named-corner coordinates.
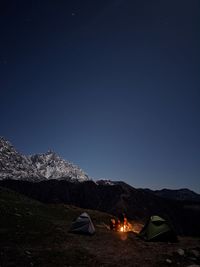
top-left (110, 216), bottom-right (133, 232)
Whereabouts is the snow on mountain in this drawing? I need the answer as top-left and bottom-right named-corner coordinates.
top-left (0, 137), bottom-right (42, 181)
top-left (0, 137), bottom-right (90, 182)
top-left (96, 179), bottom-right (115, 186)
top-left (30, 151), bottom-right (89, 181)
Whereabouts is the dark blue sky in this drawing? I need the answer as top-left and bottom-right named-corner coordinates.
top-left (1, 0), bottom-right (200, 192)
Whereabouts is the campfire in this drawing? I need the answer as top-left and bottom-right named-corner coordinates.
top-left (110, 216), bottom-right (133, 232)
top-left (119, 222), bottom-right (133, 232)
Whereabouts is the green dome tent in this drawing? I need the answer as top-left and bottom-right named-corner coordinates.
top-left (69, 212), bottom-right (95, 235)
top-left (139, 215), bottom-right (177, 242)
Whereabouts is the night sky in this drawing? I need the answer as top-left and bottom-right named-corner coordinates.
top-left (1, 0), bottom-right (200, 192)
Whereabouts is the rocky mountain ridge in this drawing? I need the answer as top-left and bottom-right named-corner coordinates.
top-left (0, 137), bottom-right (89, 182)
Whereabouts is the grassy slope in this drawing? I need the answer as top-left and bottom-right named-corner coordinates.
top-left (0, 186), bottom-right (199, 267)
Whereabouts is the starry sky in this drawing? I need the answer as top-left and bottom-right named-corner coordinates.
top-left (0, 0), bottom-right (200, 192)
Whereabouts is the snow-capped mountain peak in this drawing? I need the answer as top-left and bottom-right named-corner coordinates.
top-left (0, 137), bottom-right (90, 182)
top-left (30, 151), bottom-right (89, 181)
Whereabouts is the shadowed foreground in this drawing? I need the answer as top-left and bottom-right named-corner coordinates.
top-left (0, 187), bottom-right (199, 267)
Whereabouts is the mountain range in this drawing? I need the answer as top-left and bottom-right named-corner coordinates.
top-left (0, 137), bottom-right (199, 200)
top-left (0, 137), bottom-right (200, 236)
top-left (0, 137), bottom-right (89, 182)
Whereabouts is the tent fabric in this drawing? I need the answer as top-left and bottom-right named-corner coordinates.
top-left (69, 212), bottom-right (95, 235)
top-left (139, 215), bottom-right (177, 242)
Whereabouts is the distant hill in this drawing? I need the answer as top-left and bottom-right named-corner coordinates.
top-left (145, 188), bottom-right (200, 202)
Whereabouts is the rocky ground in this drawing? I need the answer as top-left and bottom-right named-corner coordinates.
top-left (0, 186), bottom-right (199, 267)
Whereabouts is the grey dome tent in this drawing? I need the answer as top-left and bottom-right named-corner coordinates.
top-left (139, 215), bottom-right (177, 242)
top-left (69, 212), bottom-right (95, 235)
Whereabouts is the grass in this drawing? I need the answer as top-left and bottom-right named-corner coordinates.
top-left (0, 186), bottom-right (112, 266)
